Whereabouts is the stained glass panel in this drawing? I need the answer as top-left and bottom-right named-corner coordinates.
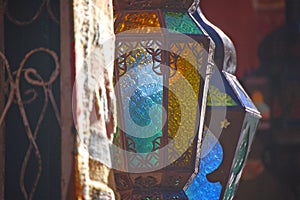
top-left (224, 126), bottom-right (250, 200)
top-left (164, 12), bottom-right (202, 35)
top-left (207, 71), bottom-right (240, 107)
top-left (224, 72), bottom-right (258, 112)
top-left (207, 85), bottom-right (238, 107)
top-left (116, 12), bottom-right (161, 33)
top-left (167, 42), bottom-right (203, 165)
top-left (186, 129), bottom-right (223, 200)
top-left (117, 42), bottom-right (163, 171)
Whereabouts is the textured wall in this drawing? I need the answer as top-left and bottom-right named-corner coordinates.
top-left (73, 0), bottom-right (117, 199)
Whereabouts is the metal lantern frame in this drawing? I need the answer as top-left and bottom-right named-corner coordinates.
top-left (112, 1), bottom-right (261, 200)
top-left (112, 1), bottom-right (211, 199)
top-left (185, 6), bottom-right (261, 200)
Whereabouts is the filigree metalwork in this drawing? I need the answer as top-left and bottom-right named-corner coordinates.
top-left (127, 0), bottom-right (153, 9)
top-left (4, 0), bottom-right (59, 25)
top-left (134, 175), bottom-right (158, 188)
top-left (0, 48), bottom-right (60, 200)
top-left (115, 40), bottom-right (163, 77)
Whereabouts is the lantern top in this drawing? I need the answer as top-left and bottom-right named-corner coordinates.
top-left (114, 0), bottom-right (195, 11)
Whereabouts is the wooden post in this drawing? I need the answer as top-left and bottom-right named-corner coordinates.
top-left (73, 0), bottom-right (117, 199)
top-left (60, 0), bottom-right (75, 199)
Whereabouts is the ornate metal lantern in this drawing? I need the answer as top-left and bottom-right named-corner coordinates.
top-left (186, 71), bottom-right (261, 200)
top-left (112, 0), bottom-right (209, 199)
top-left (112, 1), bottom-right (261, 200)
top-left (185, 5), bottom-right (261, 200)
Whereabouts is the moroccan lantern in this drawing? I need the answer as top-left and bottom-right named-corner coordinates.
top-left (186, 70), bottom-right (261, 200)
top-left (112, 0), bottom-right (210, 199)
top-left (112, 0), bottom-right (261, 200)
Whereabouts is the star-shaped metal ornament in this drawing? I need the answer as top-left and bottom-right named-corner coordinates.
top-left (221, 118), bottom-right (231, 129)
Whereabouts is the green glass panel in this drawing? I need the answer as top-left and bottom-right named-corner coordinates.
top-left (224, 127), bottom-right (250, 200)
top-left (207, 85), bottom-right (238, 106)
top-left (164, 12), bottom-right (202, 34)
top-left (126, 132), bottom-right (162, 153)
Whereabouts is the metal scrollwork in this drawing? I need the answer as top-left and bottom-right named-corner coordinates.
top-left (0, 48), bottom-right (60, 200)
top-left (3, 0), bottom-right (59, 25)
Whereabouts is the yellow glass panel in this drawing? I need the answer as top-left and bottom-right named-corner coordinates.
top-left (167, 42), bottom-right (203, 165)
top-left (116, 12), bottom-right (161, 33)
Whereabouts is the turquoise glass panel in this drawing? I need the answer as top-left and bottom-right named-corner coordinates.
top-left (186, 129), bottom-right (223, 200)
top-left (118, 50), bottom-right (163, 153)
top-left (164, 12), bottom-right (203, 34)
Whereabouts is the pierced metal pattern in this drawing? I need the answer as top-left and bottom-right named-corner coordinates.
top-left (134, 175), bottom-right (159, 188)
top-left (115, 40), bottom-right (163, 77)
top-left (123, 0), bottom-right (153, 10)
top-left (168, 139), bottom-right (194, 168)
top-left (0, 48), bottom-right (60, 200)
top-left (115, 0), bottom-right (194, 10)
top-left (132, 191), bottom-right (163, 200)
top-left (128, 151), bottom-right (160, 169)
top-left (164, 0), bottom-right (193, 8)
top-left (164, 190), bottom-right (187, 200)
top-left (167, 41), bottom-right (204, 166)
top-left (115, 174), bottom-right (131, 191)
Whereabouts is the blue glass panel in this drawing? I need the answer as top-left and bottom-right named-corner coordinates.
top-left (223, 72), bottom-right (258, 112)
top-left (129, 83), bottom-right (163, 127)
top-left (119, 51), bottom-right (163, 153)
top-left (186, 130), bottom-right (223, 200)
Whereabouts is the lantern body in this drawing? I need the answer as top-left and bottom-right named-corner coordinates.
top-left (113, 1), bottom-right (210, 199)
top-left (183, 6), bottom-right (261, 199)
top-left (113, 1), bottom-right (261, 200)
top-left (186, 71), bottom-right (261, 200)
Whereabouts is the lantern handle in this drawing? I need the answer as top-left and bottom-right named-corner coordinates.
top-left (188, 0), bottom-right (200, 14)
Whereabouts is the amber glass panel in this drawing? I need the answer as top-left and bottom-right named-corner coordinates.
top-left (116, 12), bottom-right (161, 33)
top-left (167, 42), bottom-right (203, 164)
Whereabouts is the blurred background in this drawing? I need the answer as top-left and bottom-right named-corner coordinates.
top-left (202, 0), bottom-right (300, 199)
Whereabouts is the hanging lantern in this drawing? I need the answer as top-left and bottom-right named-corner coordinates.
top-left (112, 1), bottom-right (261, 200)
top-left (112, 0), bottom-right (210, 199)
